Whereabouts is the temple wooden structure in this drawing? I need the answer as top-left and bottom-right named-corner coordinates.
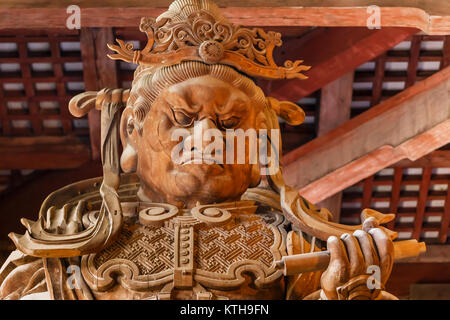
top-left (0, 0), bottom-right (449, 299)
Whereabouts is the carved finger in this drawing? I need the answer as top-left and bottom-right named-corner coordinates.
top-left (368, 228), bottom-right (394, 284)
top-left (362, 217), bottom-right (379, 232)
top-left (340, 233), bottom-right (365, 278)
top-left (353, 229), bottom-right (380, 270)
top-left (321, 235), bottom-right (350, 299)
top-left (325, 236), bottom-right (350, 285)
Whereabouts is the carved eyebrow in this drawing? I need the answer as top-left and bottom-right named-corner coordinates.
top-left (164, 91), bottom-right (199, 113)
top-left (216, 98), bottom-right (248, 116)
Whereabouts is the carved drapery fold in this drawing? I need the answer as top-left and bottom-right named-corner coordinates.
top-left (8, 89), bottom-right (128, 258)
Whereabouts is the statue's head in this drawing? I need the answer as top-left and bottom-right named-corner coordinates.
top-left (120, 63), bottom-right (268, 207)
top-left (111, 0), bottom-right (309, 208)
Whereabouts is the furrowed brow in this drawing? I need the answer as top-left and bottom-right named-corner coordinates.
top-left (164, 91), bottom-right (196, 112)
top-left (217, 98), bottom-right (248, 116)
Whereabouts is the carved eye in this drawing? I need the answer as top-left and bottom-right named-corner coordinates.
top-left (172, 109), bottom-right (194, 127)
top-left (219, 116), bottom-right (240, 129)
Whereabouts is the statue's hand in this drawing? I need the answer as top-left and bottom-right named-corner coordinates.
top-left (320, 217), bottom-right (394, 300)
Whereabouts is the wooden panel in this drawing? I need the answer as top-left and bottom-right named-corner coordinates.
top-left (386, 245), bottom-right (450, 297)
top-left (95, 28), bottom-right (119, 89)
top-left (405, 36), bottom-right (421, 88)
top-left (0, 136), bottom-right (91, 169)
top-left (0, 170), bottom-right (41, 198)
top-left (317, 72), bottom-right (354, 136)
top-left (79, 28), bottom-right (119, 161)
top-left (387, 168), bottom-right (404, 230)
top-left (370, 53), bottom-right (387, 106)
top-left (394, 150), bottom-right (450, 167)
top-left (0, 1), bottom-right (449, 34)
top-left (444, 36), bottom-right (450, 68)
top-left (410, 284), bottom-right (450, 300)
top-left (412, 168), bottom-right (432, 239)
top-left (362, 176), bottom-right (374, 209)
top-left (316, 72), bottom-right (354, 221)
top-left (80, 28), bottom-right (101, 161)
top-left (386, 262), bottom-right (450, 298)
top-left (440, 186), bottom-right (450, 243)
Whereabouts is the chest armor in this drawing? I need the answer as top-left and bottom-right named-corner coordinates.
top-left (80, 201), bottom-right (289, 300)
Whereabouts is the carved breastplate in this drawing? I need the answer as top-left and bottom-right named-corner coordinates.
top-left (81, 201), bottom-right (288, 299)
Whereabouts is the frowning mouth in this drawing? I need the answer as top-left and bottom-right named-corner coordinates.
top-left (182, 158), bottom-right (224, 168)
top-left (177, 151), bottom-right (224, 168)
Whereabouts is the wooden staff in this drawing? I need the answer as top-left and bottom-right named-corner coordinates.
top-left (275, 239), bottom-right (426, 275)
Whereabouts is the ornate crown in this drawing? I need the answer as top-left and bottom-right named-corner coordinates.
top-left (107, 0), bottom-right (310, 80)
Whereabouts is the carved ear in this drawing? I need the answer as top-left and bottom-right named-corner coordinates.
top-left (119, 107), bottom-right (138, 173)
top-left (266, 97), bottom-right (305, 126)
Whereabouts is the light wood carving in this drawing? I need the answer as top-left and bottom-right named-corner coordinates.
top-left (0, 0), bottom-right (427, 300)
top-left (107, 0), bottom-right (310, 80)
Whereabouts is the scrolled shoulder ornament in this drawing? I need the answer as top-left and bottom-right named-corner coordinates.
top-left (139, 203), bottom-right (179, 226)
top-left (191, 204), bottom-right (232, 226)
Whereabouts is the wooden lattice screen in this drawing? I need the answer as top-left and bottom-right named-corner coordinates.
top-left (340, 35), bottom-right (450, 244)
top-left (341, 167), bottom-right (450, 244)
top-left (0, 29), bottom-right (89, 194)
top-left (0, 29), bottom-right (88, 137)
top-left (352, 35), bottom-right (449, 116)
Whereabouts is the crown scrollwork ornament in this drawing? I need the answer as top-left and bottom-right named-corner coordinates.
top-left (107, 2), bottom-right (310, 80)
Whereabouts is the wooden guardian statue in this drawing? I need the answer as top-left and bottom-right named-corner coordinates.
top-left (0, 0), bottom-right (425, 300)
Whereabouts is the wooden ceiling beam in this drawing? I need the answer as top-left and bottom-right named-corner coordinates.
top-left (80, 28), bottom-right (101, 161)
top-left (0, 1), bottom-right (449, 34)
top-left (393, 150), bottom-right (450, 167)
top-left (282, 66), bottom-right (450, 204)
top-left (262, 27), bottom-right (418, 102)
top-left (80, 28), bottom-right (119, 161)
top-left (315, 72), bottom-right (354, 222)
top-left (0, 136), bottom-right (91, 169)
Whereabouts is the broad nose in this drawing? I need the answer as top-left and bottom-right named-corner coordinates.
top-left (186, 118), bottom-right (224, 154)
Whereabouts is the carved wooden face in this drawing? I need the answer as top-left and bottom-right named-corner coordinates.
top-left (120, 75), bottom-right (263, 208)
